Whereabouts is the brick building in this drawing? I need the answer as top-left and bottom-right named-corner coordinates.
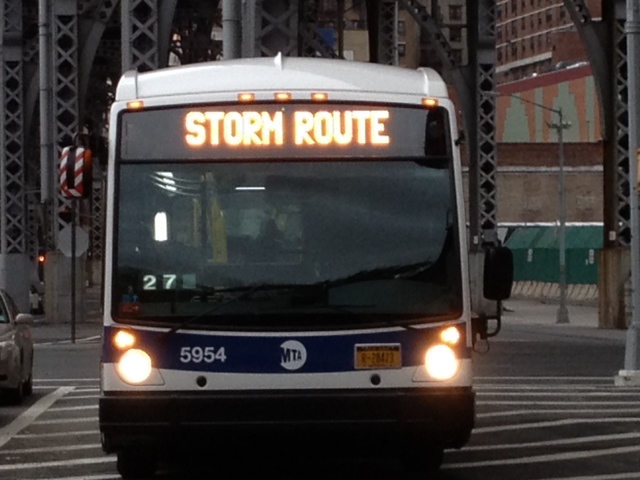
top-left (312, 2), bottom-right (603, 226)
top-left (467, 63), bottom-right (603, 225)
top-left (496, 0), bottom-right (602, 82)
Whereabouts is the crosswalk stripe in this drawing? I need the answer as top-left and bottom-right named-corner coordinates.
top-left (28, 476), bottom-right (120, 480)
top-left (0, 457), bottom-right (115, 471)
top-left (477, 391), bottom-right (640, 397)
top-left (2, 444), bottom-right (101, 455)
top-left (443, 445), bottom-right (640, 469)
top-left (0, 387), bottom-right (74, 449)
top-left (478, 408), bottom-right (640, 418)
top-left (478, 400), bottom-right (640, 406)
top-left (455, 432), bottom-right (640, 452)
top-left (534, 473), bottom-right (640, 480)
top-left (473, 418), bottom-right (640, 434)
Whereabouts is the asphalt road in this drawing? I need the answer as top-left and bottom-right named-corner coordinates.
top-left (0, 298), bottom-right (637, 480)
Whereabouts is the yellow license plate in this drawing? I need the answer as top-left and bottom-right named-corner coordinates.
top-left (355, 344), bottom-right (402, 369)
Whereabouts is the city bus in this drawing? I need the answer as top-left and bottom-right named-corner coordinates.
top-left (99, 54), bottom-right (513, 478)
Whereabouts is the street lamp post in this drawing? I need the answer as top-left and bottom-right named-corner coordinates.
top-left (549, 110), bottom-right (571, 324)
top-left (485, 92), bottom-right (571, 323)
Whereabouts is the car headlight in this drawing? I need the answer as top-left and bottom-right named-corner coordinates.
top-left (116, 349), bottom-right (152, 384)
top-left (425, 344), bottom-right (459, 381)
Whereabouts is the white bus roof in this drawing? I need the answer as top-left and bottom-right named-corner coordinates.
top-left (116, 54), bottom-right (449, 102)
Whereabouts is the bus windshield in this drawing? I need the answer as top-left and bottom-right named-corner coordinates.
top-left (112, 107), bottom-right (462, 330)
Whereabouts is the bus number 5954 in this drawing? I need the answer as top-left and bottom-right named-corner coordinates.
top-left (179, 346), bottom-right (227, 364)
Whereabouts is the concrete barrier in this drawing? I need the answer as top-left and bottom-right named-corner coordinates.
top-left (510, 281), bottom-right (598, 305)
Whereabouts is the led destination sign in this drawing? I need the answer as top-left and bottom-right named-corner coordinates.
top-left (184, 110), bottom-right (390, 147)
top-left (119, 104), bottom-right (437, 160)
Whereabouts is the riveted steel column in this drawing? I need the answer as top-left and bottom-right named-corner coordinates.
top-left (1, 0), bottom-right (31, 312)
top-left (298, 0), bottom-right (338, 58)
top-left (122, 0), bottom-right (160, 71)
top-left (561, 1), bottom-right (632, 329)
top-left (468, 0), bottom-right (498, 248)
top-left (377, 0), bottom-right (398, 65)
top-left (51, 0), bottom-right (80, 231)
top-left (465, 0), bottom-right (499, 319)
top-left (243, 0), bottom-right (299, 58)
top-left (77, 0), bottom-right (120, 285)
top-left (45, 0), bottom-right (87, 324)
top-left (615, 0), bottom-right (640, 385)
top-left (566, 0), bottom-right (630, 327)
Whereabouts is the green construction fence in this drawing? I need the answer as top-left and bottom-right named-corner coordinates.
top-left (504, 225), bottom-right (602, 285)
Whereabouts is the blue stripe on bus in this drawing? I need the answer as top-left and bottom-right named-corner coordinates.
top-left (103, 325), bottom-right (469, 374)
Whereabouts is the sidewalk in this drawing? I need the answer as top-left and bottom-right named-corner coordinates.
top-left (30, 288), bottom-right (610, 344)
top-left (502, 298), bottom-right (600, 328)
top-left (32, 285), bottom-right (103, 344)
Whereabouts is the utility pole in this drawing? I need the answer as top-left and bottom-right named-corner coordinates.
top-left (549, 111), bottom-right (571, 325)
top-left (485, 91), bottom-right (571, 322)
top-left (616, 0), bottom-right (640, 386)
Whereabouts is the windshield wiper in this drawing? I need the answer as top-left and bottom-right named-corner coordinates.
top-left (162, 261), bottom-right (434, 337)
top-left (163, 283), bottom-right (304, 337)
top-left (321, 260), bottom-right (434, 289)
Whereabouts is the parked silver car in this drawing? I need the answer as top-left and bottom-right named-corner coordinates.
top-left (0, 289), bottom-right (34, 404)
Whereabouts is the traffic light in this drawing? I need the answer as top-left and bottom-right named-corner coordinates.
top-left (37, 252), bottom-right (45, 282)
top-left (58, 207), bottom-right (72, 223)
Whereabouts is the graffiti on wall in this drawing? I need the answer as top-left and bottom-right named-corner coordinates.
top-left (497, 65), bottom-right (601, 144)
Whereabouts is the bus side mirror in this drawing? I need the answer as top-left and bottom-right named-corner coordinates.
top-left (483, 246), bottom-right (514, 301)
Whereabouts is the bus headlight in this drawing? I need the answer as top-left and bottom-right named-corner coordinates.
top-left (116, 349), bottom-right (152, 384)
top-left (425, 345), bottom-right (459, 381)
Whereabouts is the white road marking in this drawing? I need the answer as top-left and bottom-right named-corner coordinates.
top-left (34, 379), bottom-right (98, 383)
top-left (478, 408), bottom-right (640, 418)
top-left (2, 443), bottom-right (101, 454)
top-left (475, 376), bottom-right (614, 381)
top-left (477, 391), bottom-right (640, 397)
top-left (57, 394), bottom-right (99, 401)
top-left (48, 404), bottom-right (98, 412)
top-left (0, 387), bottom-right (74, 448)
top-left (443, 445), bottom-right (640, 469)
top-left (456, 432), bottom-right (640, 451)
top-left (0, 457), bottom-right (115, 471)
top-left (473, 418), bottom-right (640, 434)
top-left (476, 385), bottom-right (640, 391)
top-left (22, 476), bottom-right (119, 480)
top-left (32, 417), bottom-right (97, 425)
top-left (534, 473), bottom-right (640, 480)
top-left (478, 400), bottom-right (639, 406)
top-left (16, 430), bottom-right (98, 438)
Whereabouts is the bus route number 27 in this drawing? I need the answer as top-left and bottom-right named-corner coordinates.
top-left (179, 346), bottom-right (227, 364)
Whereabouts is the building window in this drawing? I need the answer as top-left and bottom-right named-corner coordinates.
top-left (397, 43), bottom-right (406, 57)
top-left (397, 20), bottom-right (405, 36)
top-left (449, 5), bottom-right (463, 21)
top-left (449, 27), bottom-right (462, 43)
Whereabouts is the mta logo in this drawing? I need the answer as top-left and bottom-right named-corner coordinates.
top-left (280, 340), bottom-right (307, 371)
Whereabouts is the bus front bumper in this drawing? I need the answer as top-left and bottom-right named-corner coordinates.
top-left (99, 387), bottom-right (474, 454)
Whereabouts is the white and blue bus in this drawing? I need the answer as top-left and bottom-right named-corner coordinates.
top-left (99, 54), bottom-right (512, 478)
